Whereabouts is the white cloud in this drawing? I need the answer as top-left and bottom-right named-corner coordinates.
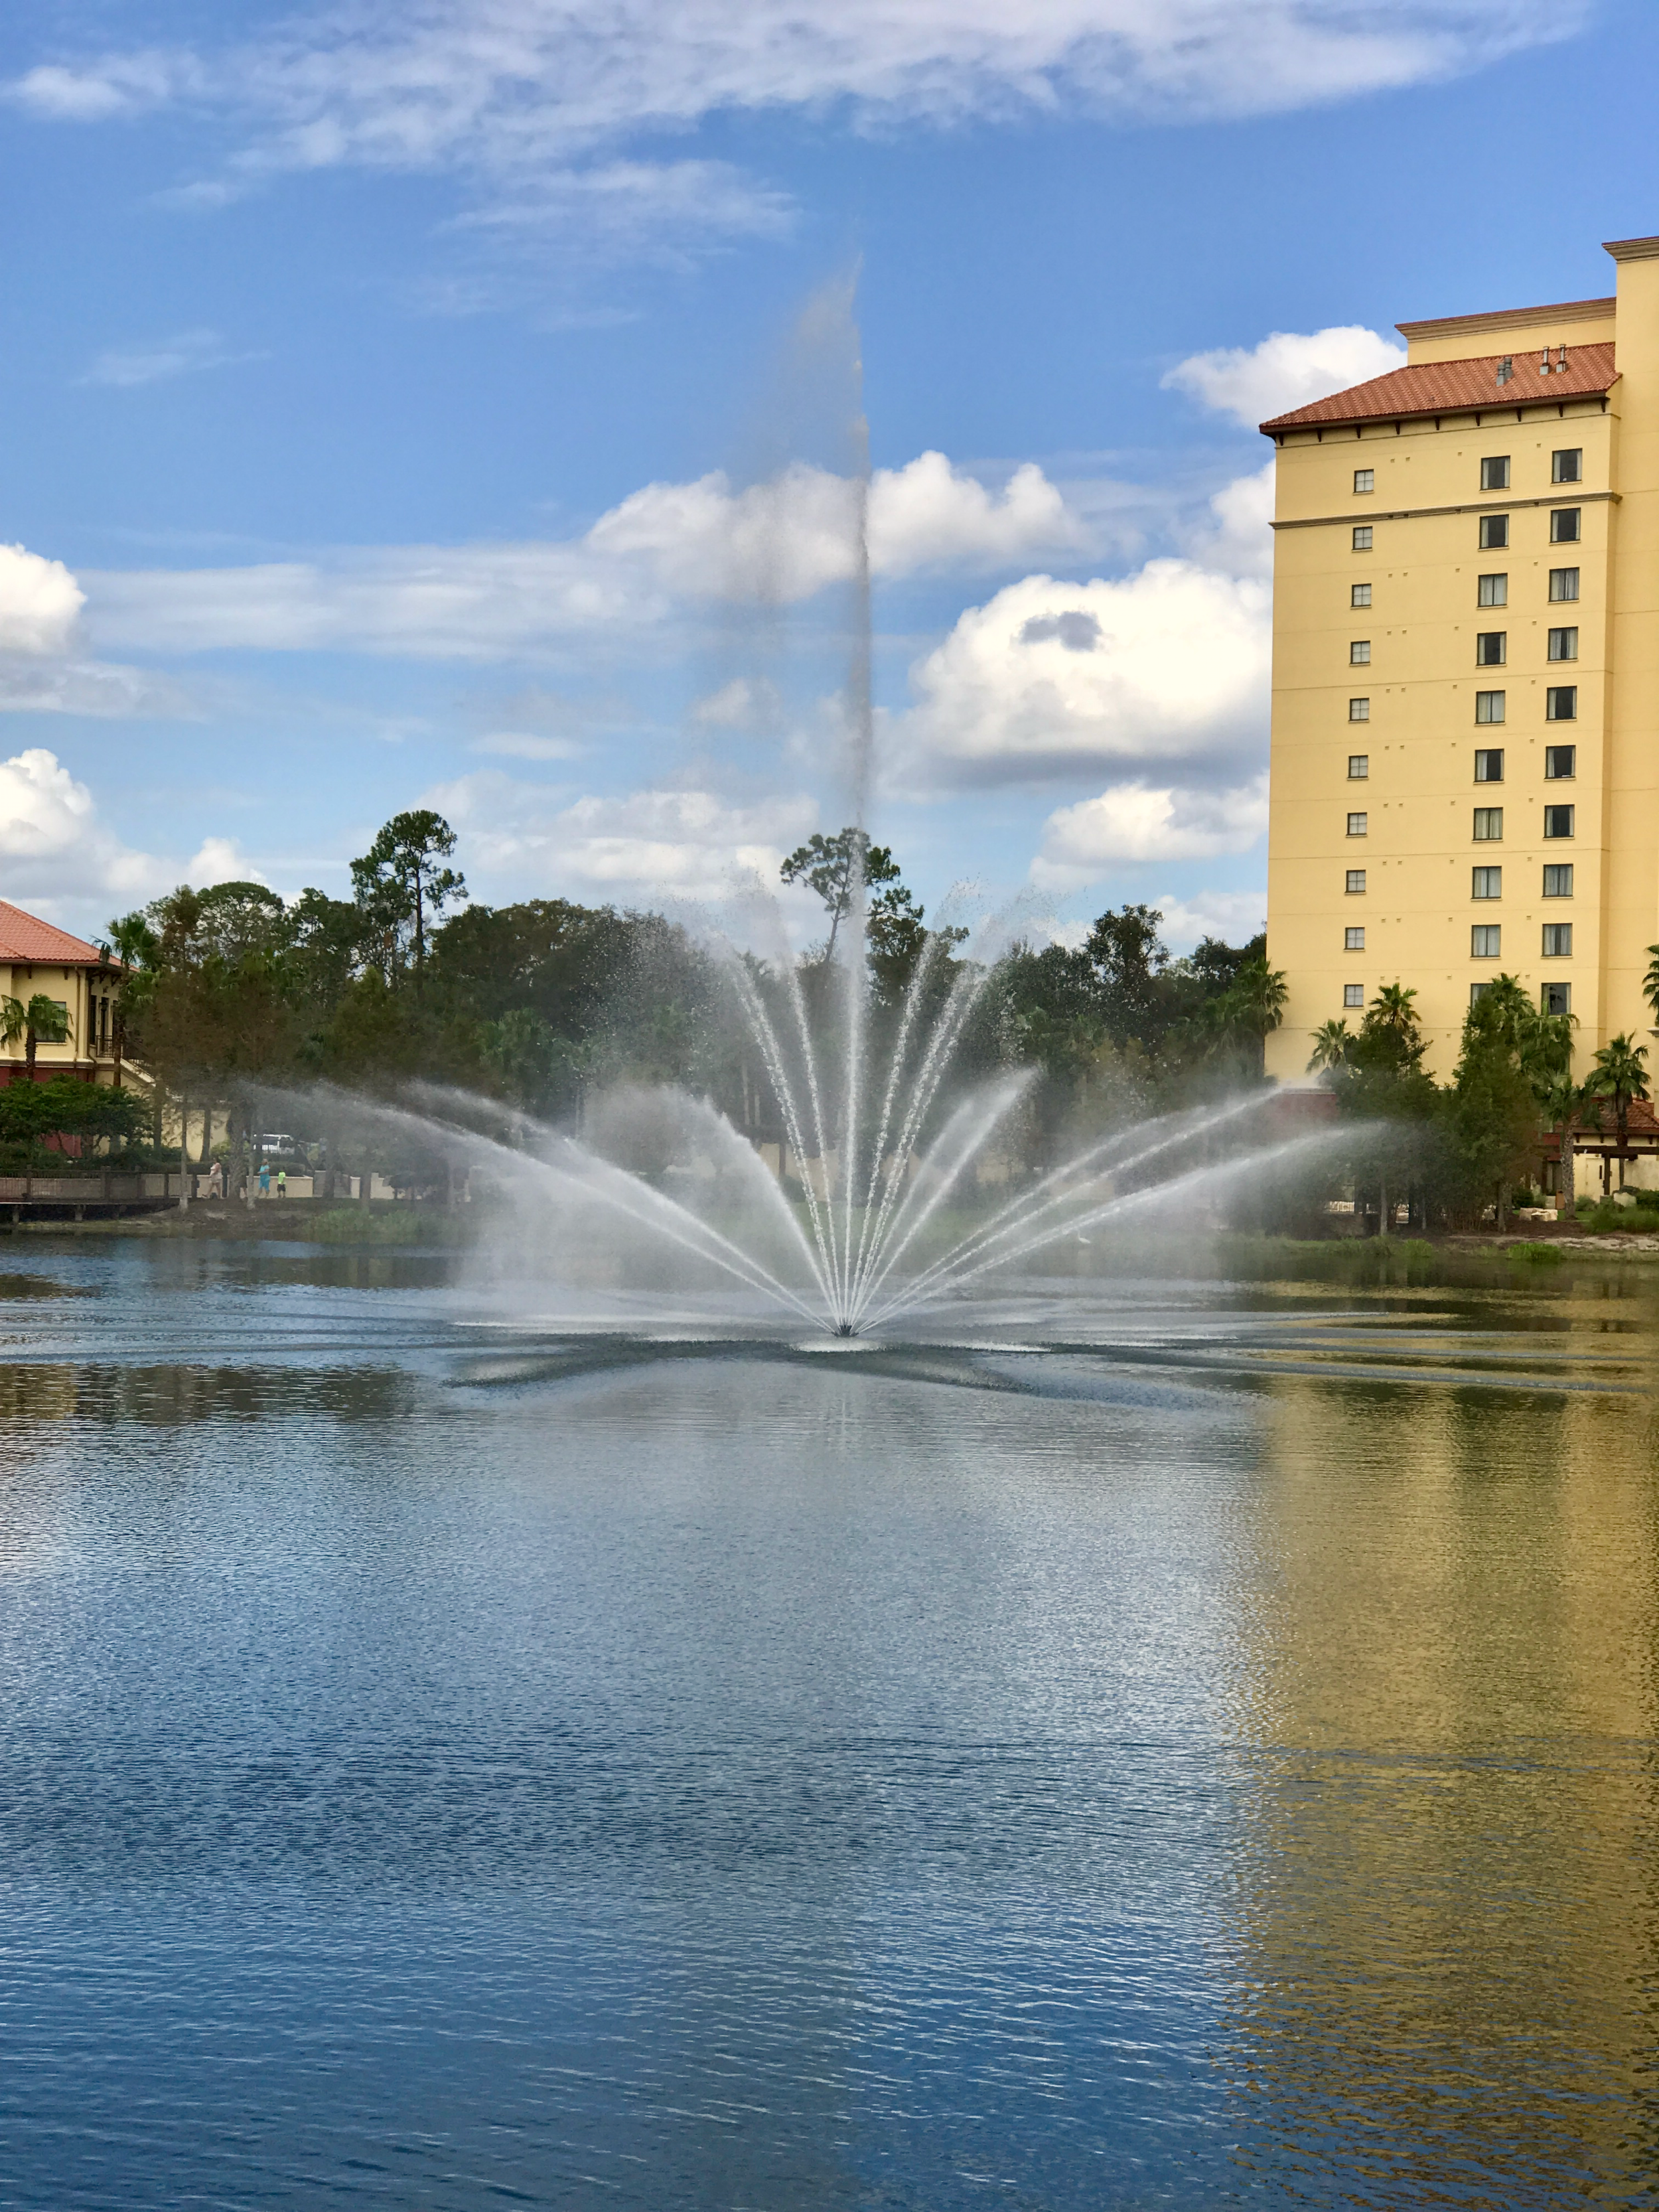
top-left (871, 453), bottom-right (1090, 575)
top-left (894, 562), bottom-right (1271, 786)
top-left (0, 656), bottom-right (194, 718)
top-left (1031, 775), bottom-right (1269, 889)
top-left (0, 747), bottom-right (94, 857)
top-left (9, 5), bottom-right (1579, 167)
top-left (186, 836), bottom-right (267, 885)
top-left (0, 542), bottom-right (184, 719)
top-left (78, 328), bottom-right (267, 390)
top-left (83, 450), bottom-right (1088, 657)
top-left (7, 54), bottom-right (182, 121)
top-left (1183, 460), bottom-right (1276, 579)
top-left (448, 159), bottom-right (796, 265)
top-left (470, 730), bottom-right (585, 761)
top-left (9, 6), bottom-right (1579, 269)
top-left (1147, 888), bottom-right (1267, 950)
top-left (427, 771), bottom-right (816, 902)
top-left (693, 676), bottom-right (783, 731)
top-left (1163, 325), bottom-right (1406, 429)
top-left (0, 747), bottom-right (156, 905)
top-left (0, 747), bottom-right (259, 917)
top-left (0, 544), bottom-right (84, 655)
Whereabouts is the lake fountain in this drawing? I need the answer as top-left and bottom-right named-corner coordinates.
top-left (8, 297), bottom-right (1651, 2212)
top-left (263, 292), bottom-right (1336, 1334)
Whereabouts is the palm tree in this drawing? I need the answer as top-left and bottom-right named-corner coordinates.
top-left (1306, 1018), bottom-right (1354, 1076)
top-left (1539, 1074), bottom-right (1592, 1222)
top-left (1588, 1033), bottom-right (1650, 1196)
top-left (1367, 982), bottom-right (1425, 1061)
top-left (1215, 956), bottom-right (1287, 1076)
top-left (0, 993), bottom-right (72, 1079)
top-left (1644, 944), bottom-right (1659, 1032)
top-left (100, 913), bottom-right (158, 1097)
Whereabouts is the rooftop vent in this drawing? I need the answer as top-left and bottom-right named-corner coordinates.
top-left (1496, 356), bottom-right (1513, 385)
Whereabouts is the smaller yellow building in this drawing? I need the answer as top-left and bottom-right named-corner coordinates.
top-left (0, 899), bottom-right (127, 1088)
top-left (1262, 235), bottom-right (1659, 1080)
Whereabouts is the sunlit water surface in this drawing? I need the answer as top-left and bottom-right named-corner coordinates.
top-left (2, 1237), bottom-right (1658, 2208)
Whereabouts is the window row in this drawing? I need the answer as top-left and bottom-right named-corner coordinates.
top-left (1473, 569), bottom-right (1580, 605)
top-left (1344, 865), bottom-right (1573, 897)
top-left (1348, 688), bottom-right (1579, 723)
top-left (1350, 522), bottom-right (1581, 553)
top-left (1472, 925), bottom-right (1574, 957)
top-left (1340, 982), bottom-right (1573, 1011)
top-left (1475, 689), bottom-right (1577, 722)
top-left (1345, 747), bottom-right (1575, 780)
top-left (1344, 807), bottom-right (1576, 837)
top-left (1341, 924), bottom-right (1573, 956)
top-left (1471, 629), bottom-right (1579, 663)
top-left (1352, 451), bottom-right (1582, 497)
top-left (1482, 510), bottom-right (1579, 548)
top-left (1471, 746), bottom-right (1576, 781)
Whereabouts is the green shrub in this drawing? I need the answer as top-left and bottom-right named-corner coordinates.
top-left (1506, 1240), bottom-right (1563, 1264)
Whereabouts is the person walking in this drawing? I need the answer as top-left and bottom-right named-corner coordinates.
top-left (208, 1159), bottom-right (224, 1200)
top-left (276, 1168), bottom-right (287, 1200)
top-left (258, 1160), bottom-right (271, 1199)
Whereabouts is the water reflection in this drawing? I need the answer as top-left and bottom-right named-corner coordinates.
top-left (1227, 1362), bottom-right (1659, 2200)
top-left (1, 1242), bottom-right (1658, 2204)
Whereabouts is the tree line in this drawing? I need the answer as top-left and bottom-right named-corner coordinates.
top-left (1309, 970), bottom-right (1658, 1229)
top-left (3, 812), bottom-right (1281, 1185)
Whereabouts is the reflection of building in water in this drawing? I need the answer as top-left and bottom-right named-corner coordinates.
top-left (1222, 1357), bottom-right (1659, 2195)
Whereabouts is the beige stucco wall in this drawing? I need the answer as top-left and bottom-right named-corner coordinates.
top-left (0, 958), bottom-right (126, 1083)
top-left (1265, 275), bottom-right (1631, 1083)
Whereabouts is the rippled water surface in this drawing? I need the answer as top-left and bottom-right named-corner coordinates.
top-left (3, 1237), bottom-right (1658, 2207)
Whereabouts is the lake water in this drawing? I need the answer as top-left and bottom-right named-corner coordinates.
top-left (1, 1237), bottom-right (1656, 2208)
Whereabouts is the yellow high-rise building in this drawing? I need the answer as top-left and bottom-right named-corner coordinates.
top-left (1262, 236), bottom-right (1659, 1081)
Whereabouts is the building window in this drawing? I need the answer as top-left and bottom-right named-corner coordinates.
top-left (1345, 926), bottom-right (1365, 951)
top-left (1471, 924), bottom-right (1502, 957)
top-left (1475, 691), bottom-right (1506, 724)
top-left (1475, 632), bottom-right (1506, 666)
top-left (1542, 922), bottom-right (1573, 957)
top-left (1552, 448), bottom-right (1583, 484)
top-left (1545, 745), bottom-right (1576, 778)
top-left (1350, 639), bottom-right (1371, 665)
top-left (1479, 514), bottom-right (1509, 550)
top-left (1474, 748), bottom-right (1504, 782)
top-left (1352, 525), bottom-right (1372, 551)
top-left (1548, 626), bottom-right (1579, 662)
top-left (1347, 812), bottom-right (1368, 837)
top-left (1472, 866), bottom-right (1502, 899)
top-left (1473, 807), bottom-right (1503, 840)
top-left (1544, 863), bottom-right (1574, 897)
top-left (1542, 982), bottom-right (1571, 1017)
top-left (1347, 754), bottom-right (1368, 778)
top-left (1551, 508), bottom-right (1581, 544)
top-left (1546, 685), bottom-right (1577, 721)
top-left (1544, 804), bottom-right (1575, 838)
top-left (1480, 456), bottom-right (1511, 491)
top-left (1550, 567), bottom-right (1580, 602)
top-left (1354, 468), bottom-right (1374, 494)
top-left (1351, 582), bottom-right (1371, 608)
top-left (1346, 869), bottom-right (1366, 893)
top-left (1344, 984), bottom-right (1364, 1008)
top-left (1477, 573), bottom-right (1508, 607)
top-left (1348, 698), bottom-right (1370, 722)
top-left (1471, 981), bottom-right (1493, 1005)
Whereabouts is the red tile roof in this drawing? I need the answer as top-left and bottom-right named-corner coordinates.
top-left (0, 901), bottom-right (109, 968)
top-left (1260, 342), bottom-right (1617, 435)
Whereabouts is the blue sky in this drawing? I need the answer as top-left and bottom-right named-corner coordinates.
top-left (1, 0), bottom-right (1656, 948)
